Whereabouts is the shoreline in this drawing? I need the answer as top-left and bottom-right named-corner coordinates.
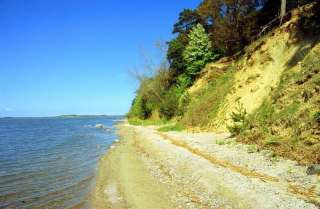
top-left (92, 122), bottom-right (320, 209)
top-left (92, 123), bottom-right (177, 209)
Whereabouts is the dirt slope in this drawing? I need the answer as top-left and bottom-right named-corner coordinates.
top-left (184, 7), bottom-right (317, 132)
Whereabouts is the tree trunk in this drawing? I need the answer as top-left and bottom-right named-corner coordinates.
top-left (280, 0), bottom-right (286, 24)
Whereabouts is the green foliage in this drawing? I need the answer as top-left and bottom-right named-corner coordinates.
top-left (265, 137), bottom-right (281, 146)
top-left (128, 118), bottom-right (167, 126)
top-left (157, 124), bottom-right (185, 132)
top-left (177, 92), bottom-right (191, 116)
top-left (247, 145), bottom-right (258, 153)
top-left (176, 73), bottom-right (192, 89)
top-left (173, 9), bottom-right (205, 34)
top-left (236, 42), bottom-right (320, 164)
top-left (183, 24), bottom-right (217, 78)
top-left (167, 34), bottom-right (188, 76)
top-left (314, 111), bottom-right (320, 123)
top-left (198, 0), bottom-right (260, 54)
top-left (158, 86), bottom-right (180, 120)
top-left (227, 102), bottom-right (248, 136)
top-left (182, 68), bottom-right (235, 127)
top-left (216, 139), bottom-right (233, 146)
top-left (128, 94), bottom-right (152, 120)
top-left (197, 0), bottom-right (317, 55)
top-left (230, 102), bottom-right (247, 123)
top-left (128, 65), bottom-right (176, 120)
top-left (128, 0), bottom-right (320, 142)
top-left (167, 9), bottom-right (207, 77)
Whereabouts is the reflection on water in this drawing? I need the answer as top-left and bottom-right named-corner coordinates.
top-left (0, 116), bottom-right (121, 209)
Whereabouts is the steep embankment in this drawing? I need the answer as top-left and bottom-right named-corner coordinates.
top-left (181, 6), bottom-right (320, 164)
top-left (93, 123), bottom-right (319, 209)
top-left (184, 7), bottom-right (316, 131)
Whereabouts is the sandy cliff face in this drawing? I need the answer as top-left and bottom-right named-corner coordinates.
top-left (182, 7), bottom-right (320, 163)
top-left (186, 11), bottom-right (314, 131)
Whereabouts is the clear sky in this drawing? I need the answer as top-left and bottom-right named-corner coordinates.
top-left (0, 0), bottom-right (199, 117)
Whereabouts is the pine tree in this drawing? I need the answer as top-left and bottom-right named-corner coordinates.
top-left (183, 24), bottom-right (216, 78)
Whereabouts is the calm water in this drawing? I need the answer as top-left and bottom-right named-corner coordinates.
top-left (0, 116), bottom-right (122, 209)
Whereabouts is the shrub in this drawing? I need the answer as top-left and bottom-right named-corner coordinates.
top-left (128, 65), bottom-right (176, 120)
top-left (177, 73), bottom-right (193, 89)
top-left (314, 111), bottom-right (320, 123)
top-left (230, 102), bottom-right (247, 123)
top-left (158, 124), bottom-right (185, 132)
top-left (227, 102), bottom-right (248, 135)
top-left (177, 92), bottom-right (191, 116)
top-left (265, 137), bottom-right (281, 146)
top-left (159, 87), bottom-right (180, 120)
top-left (128, 118), bottom-right (167, 126)
top-left (128, 94), bottom-right (152, 119)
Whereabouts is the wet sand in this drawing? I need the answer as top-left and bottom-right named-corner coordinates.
top-left (92, 124), bottom-right (176, 209)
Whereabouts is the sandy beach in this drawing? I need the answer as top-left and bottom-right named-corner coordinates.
top-left (92, 122), bottom-right (320, 209)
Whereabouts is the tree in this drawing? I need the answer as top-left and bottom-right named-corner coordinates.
top-left (167, 9), bottom-right (206, 77)
top-left (198, 0), bottom-right (262, 54)
top-left (173, 9), bottom-right (207, 34)
top-left (183, 24), bottom-right (219, 81)
top-left (167, 34), bottom-right (188, 76)
top-left (280, 0), bottom-right (287, 23)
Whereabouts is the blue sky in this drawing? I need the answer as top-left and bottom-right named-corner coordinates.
top-left (0, 0), bottom-right (199, 117)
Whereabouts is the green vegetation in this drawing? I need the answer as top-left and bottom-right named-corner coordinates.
top-left (127, 25), bottom-right (218, 121)
top-left (128, 1), bottom-right (318, 124)
top-left (127, 1), bottom-right (320, 164)
top-left (227, 102), bottom-right (248, 136)
top-left (235, 41), bottom-right (320, 164)
top-left (128, 118), bottom-right (167, 126)
top-left (183, 24), bottom-right (221, 82)
top-left (157, 124), bottom-right (185, 132)
top-left (216, 139), bottom-right (233, 146)
top-left (181, 67), bottom-right (235, 127)
top-left (314, 111), bottom-right (320, 123)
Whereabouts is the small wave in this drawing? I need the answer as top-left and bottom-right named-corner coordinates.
top-left (113, 119), bottom-right (125, 122)
top-left (84, 124), bottom-right (114, 133)
top-left (84, 124), bottom-right (114, 132)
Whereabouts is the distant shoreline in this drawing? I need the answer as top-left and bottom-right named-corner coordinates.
top-left (0, 115), bottom-right (124, 119)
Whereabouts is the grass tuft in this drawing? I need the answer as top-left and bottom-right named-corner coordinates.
top-left (128, 118), bottom-right (167, 126)
top-left (157, 124), bottom-right (185, 132)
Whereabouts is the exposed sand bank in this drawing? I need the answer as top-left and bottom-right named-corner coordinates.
top-left (92, 123), bottom-right (320, 209)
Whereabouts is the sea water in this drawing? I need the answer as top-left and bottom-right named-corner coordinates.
top-left (0, 116), bottom-right (121, 209)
